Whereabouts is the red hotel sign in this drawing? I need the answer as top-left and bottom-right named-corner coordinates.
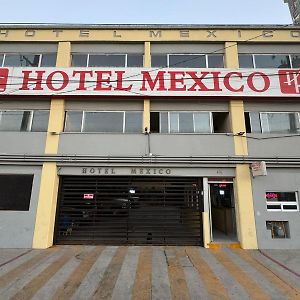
top-left (0, 67), bottom-right (299, 97)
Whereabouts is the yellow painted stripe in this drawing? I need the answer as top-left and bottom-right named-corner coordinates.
top-left (0, 248), bottom-right (57, 288)
top-left (208, 243), bottom-right (241, 249)
top-left (234, 249), bottom-right (300, 299)
top-left (51, 246), bottom-right (104, 300)
top-left (186, 247), bottom-right (230, 299)
top-left (212, 249), bottom-right (271, 300)
top-left (132, 246), bottom-right (152, 300)
top-left (10, 246), bottom-right (83, 300)
top-left (167, 247), bottom-right (191, 300)
top-left (92, 246), bottom-right (128, 300)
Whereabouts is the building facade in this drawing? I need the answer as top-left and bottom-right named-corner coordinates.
top-left (284, 0), bottom-right (300, 24)
top-left (0, 25), bottom-right (300, 249)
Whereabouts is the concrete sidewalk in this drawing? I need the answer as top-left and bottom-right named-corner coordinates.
top-left (0, 246), bottom-right (299, 300)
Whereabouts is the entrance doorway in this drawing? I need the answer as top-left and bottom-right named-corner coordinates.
top-left (55, 176), bottom-right (203, 246)
top-left (209, 182), bottom-right (237, 243)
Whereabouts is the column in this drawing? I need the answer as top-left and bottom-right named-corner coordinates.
top-left (225, 42), bottom-right (258, 249)
top-left (32, 42), bottom-right (71, 249)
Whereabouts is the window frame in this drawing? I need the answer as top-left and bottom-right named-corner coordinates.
top-left (151, 53), bottom-right (224, 68)
top-left (0, 53), bottom-right (56, 67)
top-left (0, 110), bottom-right (49, 132)
top-left (0, 174), bottom-right (34, 211)
top-left (156, 111), bottom-right (213, 134)
top-left (64, 110), bottom-right (143, 133)
top-left (260, 112), bottom-right (300, 134)
top-left (247, 111), bottom-right (300, 134)
top-left (266, 191), bottom-right (299, 212)
top-left (71, 53), bottom-right (144, 67)
top-left (238, 53), bottom-right (300, 69)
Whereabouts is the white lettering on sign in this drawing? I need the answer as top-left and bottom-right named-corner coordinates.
top-left (0, 67), bottom-right (299, 97)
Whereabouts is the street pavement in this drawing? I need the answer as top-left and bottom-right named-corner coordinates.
top-left (0, 246), bottom-right (299, 299)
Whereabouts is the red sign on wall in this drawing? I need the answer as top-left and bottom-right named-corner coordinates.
top-left (1, 67), bottom-right (300, 97)
top-left (278, 70), bottom-right (300, 94)
top-left (83, 194), bottom-right (94, 199)
top-left (0, 68), bottom-right (9, 92)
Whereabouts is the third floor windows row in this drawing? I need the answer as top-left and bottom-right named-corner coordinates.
top-left (2, 52), bottom-right (300, 69)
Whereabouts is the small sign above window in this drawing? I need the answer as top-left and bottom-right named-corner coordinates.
top-left (251, 161), bottom-right (267, 177)
top-left (266, 191), bottom-right (299, 212)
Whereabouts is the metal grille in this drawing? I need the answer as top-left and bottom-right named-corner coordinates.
top-left (55, 176), bottom-right (203, 245)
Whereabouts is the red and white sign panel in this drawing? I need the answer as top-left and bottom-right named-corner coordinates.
top-left (83, 194), bottom-right (94, 199)
top-left (1, 67), bottom-right (300, 97)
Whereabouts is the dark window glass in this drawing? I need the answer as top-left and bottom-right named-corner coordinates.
top-left (151, 55), bottom-right (168, 67)
top-left (150, 112), bottom-right (160, 133)
top-left (64, 111), bottom-right (83, 132)
top-left (83, 112), bottom-right (123, 132)
top-left (71, 54), bottom-right (88, 67)
top-left (169, 54), bottom-right (206, 68)
top-left (127, 54), bottom-right (143, 67)
top-left (40, 53), bottom-right (57, 67)
top-left (194, 112), bottom-right (211, 132)
top-left (0, 175), bottom-right (33, 210)
top-left (169, 112), bottom-right (179, 133)
top-left (125, 112), bottom-right (142, 133)
top-left (179, 112), bottom-right (194, 133)
top-left (282, 205), bottom-right (298, 210)
top-left (88, 54), bottom-right (125, 67)
top-left (265, 192), bottom-right (297, 202)
top-left (249, 112), bottom-right (262, 133)
top-left (238, 55), bottom-right (254, 68)
top-left (207, 55), bottom-right (224, 68)
top-left (160, 112), bottom-right (168, 133)
top-left (0, 111), bottom-right (31, 131)
top-left (291, 55), bottom-right (300, 67)
top-left (0, 54), bottom-right (4, 66)
top-left (31, 111), bottom-right (49, 132)
top-left (260, 113), bottom-right (300, 133)
top-left (267, 205), bottom-right (281, 210)
top-left (4, 54), bottom-right (40, 67)
top-left (254, 55), bottom-right (291, 68)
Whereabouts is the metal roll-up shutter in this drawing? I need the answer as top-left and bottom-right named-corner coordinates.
top-left (55, 176), bottom-right (203, 246)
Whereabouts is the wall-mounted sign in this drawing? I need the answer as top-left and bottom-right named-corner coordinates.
top-left (83, 194), bottom-right (94, 199)
top-left (0, 67), bottom-right (300, 97)
top-left (251, 161), bottom-right (267, 177)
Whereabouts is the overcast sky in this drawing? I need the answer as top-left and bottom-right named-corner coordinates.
top-left (0, 0), bottom-right (291, 24)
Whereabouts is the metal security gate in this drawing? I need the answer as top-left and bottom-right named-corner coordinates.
top-left (55, 176), bottom-right (203, 245)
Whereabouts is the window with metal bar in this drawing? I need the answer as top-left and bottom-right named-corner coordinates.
top-left (0, 110), bottom-right (49, 132)
top-left (1, 53), bottom-right (56, 67)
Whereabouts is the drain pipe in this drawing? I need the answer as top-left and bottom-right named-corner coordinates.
top-left (259, 249), bottom-right (300, 278)
top-left (0, 250), bottom-right (32, 268)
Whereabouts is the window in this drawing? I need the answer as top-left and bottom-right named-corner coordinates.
top-left (238, 54), bottom-right (298, 68)
top-left (150, 111), bottom-right (212, 133)
top-left (0, 175), bottom-right (33, 211)
top-left (151, 54), bottom-right (224, 68)
top-left (71, 54), bottom-right (143, 67)
top-left (1, 53), bottom-right (56, 67)
top-left (169, 54), bottom-right (206, 68)
top-left (64, 111), bottom-right (143, 133)
top-left (266, 221), bottom-right (290, 239)
top-left (245, 112), bottom-right (300, 134)
top-left (266, 192), bottom-right (299, 211)
top-left (0, 110), bottom-right (49, 132)
top-left (261, 113), bottom-right (300, 134)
